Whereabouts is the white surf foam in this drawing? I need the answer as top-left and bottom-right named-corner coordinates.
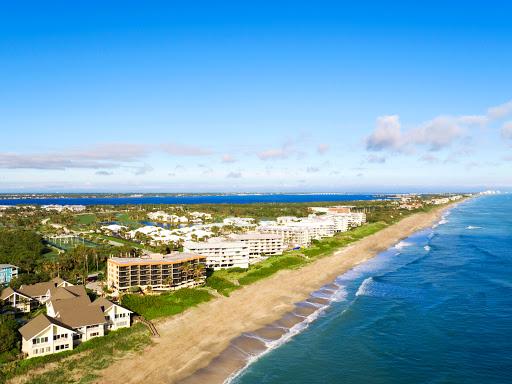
top-left (424, 245), bottom-right (431, 251)
top-left (225, 285), bottom-right (348, 383)
top-left (395, 241), bottom-right (413, 249)
top-left (466, 225), bottom-right (482, 230)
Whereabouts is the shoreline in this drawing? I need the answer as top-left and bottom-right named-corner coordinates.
top-left (96, 203), bottom-right (458, 384)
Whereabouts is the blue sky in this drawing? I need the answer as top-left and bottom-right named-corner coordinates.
top-left (1, 1), bottom-right (512, 193)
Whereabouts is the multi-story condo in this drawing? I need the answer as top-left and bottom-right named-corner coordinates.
top-left (290, 220), bottom-right (336, 239)
top-left (184, 239), bottom-right (250, 270)
top-left (0, 264), bottom-right (18, 285)
top-left (107, 252), bottom-right (206, 291)
top-left (258, 225), bottom-right (311, 248)
top-left (227, 233), bottom-right (284, 263)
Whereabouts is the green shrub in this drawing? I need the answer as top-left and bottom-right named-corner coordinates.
top-left (205, 275), bottom-right (239, 296)
top-left (121, 288), bottom-right (213, 320)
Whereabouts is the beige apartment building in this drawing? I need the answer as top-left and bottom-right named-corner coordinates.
top-left (107, 252), bottom-right (206, 291)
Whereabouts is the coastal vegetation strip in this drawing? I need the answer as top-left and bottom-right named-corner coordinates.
top-left (0, 324), bottom-right (152, 384)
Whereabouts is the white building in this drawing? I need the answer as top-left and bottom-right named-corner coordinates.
top-left (223, 217), bottom-right (256, 227)
top-left (227, 232), bottom-right (284, 263)
top-left (19, 314), bottom-right (77, 358)
top-left (147, 211), bottom-right (188, 223)
top-left (91, 297), bottom-right (133, 331)
top-left (184, 238), bottom-right (250, 269)
top-left (258, 225), bottom-right (311, 248)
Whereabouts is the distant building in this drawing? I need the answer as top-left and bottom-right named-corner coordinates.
top-left (258, 225), bottom-right (311, 248)
top-left (184, 239), bottom-right (250, 269)
top-left (227, 233), bottom-right (284, 263)
top-left (107, 252), bottom-right (206, 291)
top-left (0, 264), bottom-right (18, 285)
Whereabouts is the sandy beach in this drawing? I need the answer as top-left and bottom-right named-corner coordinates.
top-left (97, 205), bottom-right (452, 384)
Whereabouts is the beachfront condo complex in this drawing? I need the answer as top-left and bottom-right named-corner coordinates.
top-left (106, 252), bottom-right (206, 291)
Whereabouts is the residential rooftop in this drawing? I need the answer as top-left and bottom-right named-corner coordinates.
top-left (109, 252), bottom-right (205, 265)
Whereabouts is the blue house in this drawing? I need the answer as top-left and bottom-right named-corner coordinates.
top-left (0, 264), bottom-right (19, 285)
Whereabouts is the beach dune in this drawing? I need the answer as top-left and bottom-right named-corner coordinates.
top-left (97, 206), bottom-right (450, 384)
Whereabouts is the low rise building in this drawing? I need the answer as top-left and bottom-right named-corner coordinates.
top-left (227, 232), bottom-right (284, 263)
top-left (258, 225), bottom-right (311, 248)
top-left (19, 314), bottom-right (77, 358)
top-left (107, 252), bottom-right (206, 291)
top-left (0, 264), bottom-right (18, 285)
top-left (0, 287), bottom-right (35, 312)
top-left (184, 239), bottom-right (250, 269)
top-left (18, 277), bottom-right (73, 304)
top-left (91, 297), bottom-right (133, 331)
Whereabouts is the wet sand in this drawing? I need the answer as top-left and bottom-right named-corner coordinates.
top-left (97, 205), bottom-right (454, 384)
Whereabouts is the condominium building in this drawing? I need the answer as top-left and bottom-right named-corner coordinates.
top-left (290, 220), bottom-right (336, 239)
top-left (258, 225), bottom-right (311, 248)
top-left (184, 239), bottom-right (250, 270)
top-left (0, 264), bottom-right (18, 285)
top-left (227, 232), bottom-right (284, 263)
top-left (107, 252), bottom-right (206, 291)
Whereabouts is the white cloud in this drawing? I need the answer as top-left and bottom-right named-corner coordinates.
top-left (365, 115), bottom-right (404, 152)
top-left (487, 100), bottom-right (512, 120)
top-left (306, 166), bottom-right (320, 173)
top-left (257, 148), bottom-right (290, 160)
top-left (226, 171), bottom-right (242, 178)
top-left (317, 144), bottom-right (330, 155)
top-left (95, 170), bottom-right (113, 176)
top-left (502, 121), bottom-right (512, 140)
top-left (407, 116), bottom-right (465, 151)
top-left (133, 164), bottom-right (153, 175)
top-left (366, 115), bottom-right (468, 153)
top-left (221, 154), bottom-right (237, 163)
top-left (161, 143), bottom-right (212, 156)
top-left (367, 154), bottom-right (386, 163)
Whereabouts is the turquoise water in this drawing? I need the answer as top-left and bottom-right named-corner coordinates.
top-left (230, 195), bottom-right (512, 384)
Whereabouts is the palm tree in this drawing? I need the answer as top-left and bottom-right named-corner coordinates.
top-left (193, 263), bottom-right (206, 283)
top-left (179, 262), bottom-right (193, 282)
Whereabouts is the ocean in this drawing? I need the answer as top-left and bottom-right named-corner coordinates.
top-left (0, 193), bottom-right (383, 206)
top-left (223, 194), bottom-right (512, 384)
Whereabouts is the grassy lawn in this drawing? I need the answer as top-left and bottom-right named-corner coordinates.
top-left (0, 324), bottom-right (152, 384)
top-left (121, 288), bottom-right (213, 320)
top-left (75, 214), bottom-right (97, 225)
top-left (205, 275), bottom-right (239, 296)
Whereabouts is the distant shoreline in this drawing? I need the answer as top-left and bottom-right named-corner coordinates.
top-left (96, 201), bottom-right (461, 384)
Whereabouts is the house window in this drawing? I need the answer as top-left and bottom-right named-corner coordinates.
top-left (90, 332), bottom-right (99, 337)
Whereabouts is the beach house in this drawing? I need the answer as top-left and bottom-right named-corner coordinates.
top-left (0, 264), bottom-right (18, 285)
top-left (91, 297), bottom-right (133, 330)
top-left (19, 314), bottom-right (77, 358)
